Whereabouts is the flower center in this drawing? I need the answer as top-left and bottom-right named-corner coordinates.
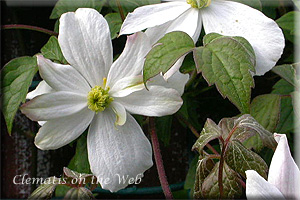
top-left (186, 0), bottom-right (211, 8)
top-left (87, 78), bottom-right (114, 113)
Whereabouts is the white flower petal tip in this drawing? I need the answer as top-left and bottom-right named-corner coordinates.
top-left (87, 111), bottom-right (153, 192)
top-left (117, 85), bottom-right (183, 117)
top-left (26, 80), bottom-right (54, 100)
top-left (59, 8), bottom-right (113, 86)
top-left (268, 134), bottom-right (300, 200)
top-left (107, 32), bottom-right (151, 87)
top-left (201, 0), bottom-right (285, 75)
top-left (246, 170), bottom-right (285, 200)
top-left (34, 108), bottom-right (94, 150)
top-left (119, 2), bottom-right (190, 35)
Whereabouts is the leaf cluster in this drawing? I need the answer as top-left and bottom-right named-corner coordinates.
top-left (192, 114), bottom-right (276, 198)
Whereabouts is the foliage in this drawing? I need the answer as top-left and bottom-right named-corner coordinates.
top-left (192, 114), bottom-right (276, 198)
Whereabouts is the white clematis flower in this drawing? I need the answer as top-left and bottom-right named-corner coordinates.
top-left (21, 8), bottom-right (184, 192)
top-left (120, 0), bottom-right (285, 77)
top-left (246, 134), bottom-right (300, 200)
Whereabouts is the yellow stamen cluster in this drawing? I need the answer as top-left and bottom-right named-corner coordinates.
top-left (186, 0), bottom-right (211, 8)
top-left (87, 83), bottom-right (113, 113)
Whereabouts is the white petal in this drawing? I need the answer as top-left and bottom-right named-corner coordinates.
top-left (246, 170), bottom-right (285, 200)
top-left (21, 91), bottom-right (87, 121)
top-left (145, 7), bottom-right (201, 44)
top-left (150, 71), bottom-right (189, 95)
top-left (268, 134), bottom-right (300, 199)
top-left (107, 32), bottom-right (151, 87)
top-left (109, 76), bottom-right (144, 98)
top-left (163, 57), bottom-right (184, 80)
top-left (38, 121), bottom-right (46, 126)
top-left (87, 109), bottom-right (153, 192)
top-left (26, 80), bottom-right (54, 100)
top-left (59, 8), bottom-right (113, 86)
top-left (120, 2), bottom-right (190, 35)
top-left (201, 0), bottom-right (285, 75)
top-left (116, 85), bottom-right (182, 116)
top-left (35, 107), bottom-right (94, 150)
top-left (111, 102), bottom-right (127, 126)
top-left (37, 55), bottom-right (90, 94)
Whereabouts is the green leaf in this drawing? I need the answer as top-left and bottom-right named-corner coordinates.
top-left (194, 34), bottom-right (255, 113)
top-left (155, 116), bottom-right (172, 146)
top-left (1, 56), bottom-right (38, 134)
top-left (250, 94), bottom-right (281, 132)
top-left (201, 162), bottom-right (243, 199)
top-left (143, 31), bottom-right (195, 85)
top-left (109, 0), bottom-right (160, 14)
top-left (219, 115), bottom-right (277, 150)
top-left (231, 0), bottom-right (262, 10)
top-left (184, 156), bottom-right (198, 190)
top-left (105, 13), bottom-right (122, 40)
top-left (179, 53), bottom-right (196, 74)
top-left (272, 79), bottom-right (294, 133)
top-left (276, 11), bottom-right (298, 34)
top-left (246, 94), bottom-right (280, 151)
top-left (50, 0), bottom-right (104, 19)
top-left (64, 187), bottom-right (94, 199)
top-left (41, 36), bottom-right (67, 64)
top-left (55, 185), bottom-right (71, 198)
top-left (68, 134), bottom-right (91, 174)
top-left (225, 139), bottom-right (268, 179)
top-left (192, 118), bottom-right (221, 152)
top-left (28, 177), bottom-right (61, 199)
top-left (194, 156), bottom-right (215, 199)
top-left (272, 63), bottom-right (300, 86)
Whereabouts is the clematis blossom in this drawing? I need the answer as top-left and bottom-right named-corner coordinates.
top-left (120, 0), bottom-right (285, 78)
top-left (246, 134), bottom-right (300, 200)
top-left (21, 8), bottom-right (185, 192)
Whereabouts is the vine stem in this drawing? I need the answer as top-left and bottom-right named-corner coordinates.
top-left (149, 117), bottom-right (173, 199)
top-left (116, 0), bottom-right (125, 22)
top-left (1, 24), bottom-right (58, 36)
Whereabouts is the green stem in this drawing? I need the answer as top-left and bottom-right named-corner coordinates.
top-left (149, 117), bottom-right (173, 199)
top-left (1, 24), bottom-right (58, 36)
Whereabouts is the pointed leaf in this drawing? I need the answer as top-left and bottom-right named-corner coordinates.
top-left (272, 63), bottom-right (300, 86)
top-left (219, 115), bottom-right (277, 150)
top-left (143, 31), bottom-right (195, 85)
top-left (194, 34), bottom-right (255, 113)
top-left (225, 139), bottom-right (268, 179)
top-left (28, 177), bottom-right (61, 200)
top-left (105, 13), bottom-right (122, 40)
top-left (41, 36), bottom-right (67, 64)
top-left (184, 156), bottom-right (198, 190)
top-left (250, 94), bottom-right (281, 132)
top-left (68, 134), bottom-right (91, 174)
top-left (201, 162), bottom-right (243, 199)
top-left (194, 156), bottom-right (215, 199)
top-left (192, 118), bottom-right (221, 152)
top-left (272, 79), bottom-right (294, 133)
top-left (276, 11), bottom-right (298, 35)
top-left (245, 94), bottom-right (281, 151)
top-left (1, 56), bottom-right (38, 134)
